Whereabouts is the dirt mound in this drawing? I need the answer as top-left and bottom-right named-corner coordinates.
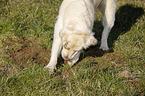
top-left (3, 37), bottom-right (50, 68)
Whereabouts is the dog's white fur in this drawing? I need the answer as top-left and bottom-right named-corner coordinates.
top-left (45, 0), bottom-right (116, 71)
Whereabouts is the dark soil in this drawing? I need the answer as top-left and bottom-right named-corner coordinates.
top-left (3, 37), bottom-right (50, 68)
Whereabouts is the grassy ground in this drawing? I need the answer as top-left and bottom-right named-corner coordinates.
top-left (0, 0), bottom-right (145, 95)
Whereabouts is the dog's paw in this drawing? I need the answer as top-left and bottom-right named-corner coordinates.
top-left (99, 46), bottom-right (109, 51)
top-left (44, 65), bottom-right (56, 73)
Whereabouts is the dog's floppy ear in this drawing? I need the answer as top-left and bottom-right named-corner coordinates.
top-left (84, 35), bottom-right (97, 49)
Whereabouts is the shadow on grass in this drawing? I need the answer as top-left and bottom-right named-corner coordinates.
top-left (83, 4), bottom-right (144, 58)
top-left (109, 4), bottom-right (144, 50)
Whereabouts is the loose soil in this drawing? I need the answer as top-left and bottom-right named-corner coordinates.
top-left (3, 37), bottom-right (50, 68)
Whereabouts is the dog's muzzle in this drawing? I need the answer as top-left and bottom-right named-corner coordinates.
top-left (61, 48), bottom-right (82, 61)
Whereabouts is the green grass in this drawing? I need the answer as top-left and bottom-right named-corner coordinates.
top-left (0, 0), bottom-right (145, 95)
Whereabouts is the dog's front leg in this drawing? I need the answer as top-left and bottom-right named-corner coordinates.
top-left (45, 25), bottom-right (62, 72)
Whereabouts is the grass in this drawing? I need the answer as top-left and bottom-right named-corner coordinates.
top-left (0, 0), bottom-right (145, 95)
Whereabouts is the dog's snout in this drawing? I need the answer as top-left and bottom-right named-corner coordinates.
top-left (62, 49), bottom-right (69, 60)
top-left (63, 55), bottom-right (69, 60)
top-left (62, 48), bottom-right (72, 60)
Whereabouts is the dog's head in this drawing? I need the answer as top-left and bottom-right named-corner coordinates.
top-left (60, 27), bottom-right (97, 64)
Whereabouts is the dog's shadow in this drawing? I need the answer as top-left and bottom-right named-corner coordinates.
top-left (57, 4), bottom-right (144, 68)
top-left (82, 4), bottom-right (144, 58)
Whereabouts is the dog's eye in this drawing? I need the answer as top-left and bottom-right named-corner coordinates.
top-left (64, 42), bottom-right (70, 50)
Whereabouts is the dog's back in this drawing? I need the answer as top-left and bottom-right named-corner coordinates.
top-left (58, 0), bottom-right (96, 32)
